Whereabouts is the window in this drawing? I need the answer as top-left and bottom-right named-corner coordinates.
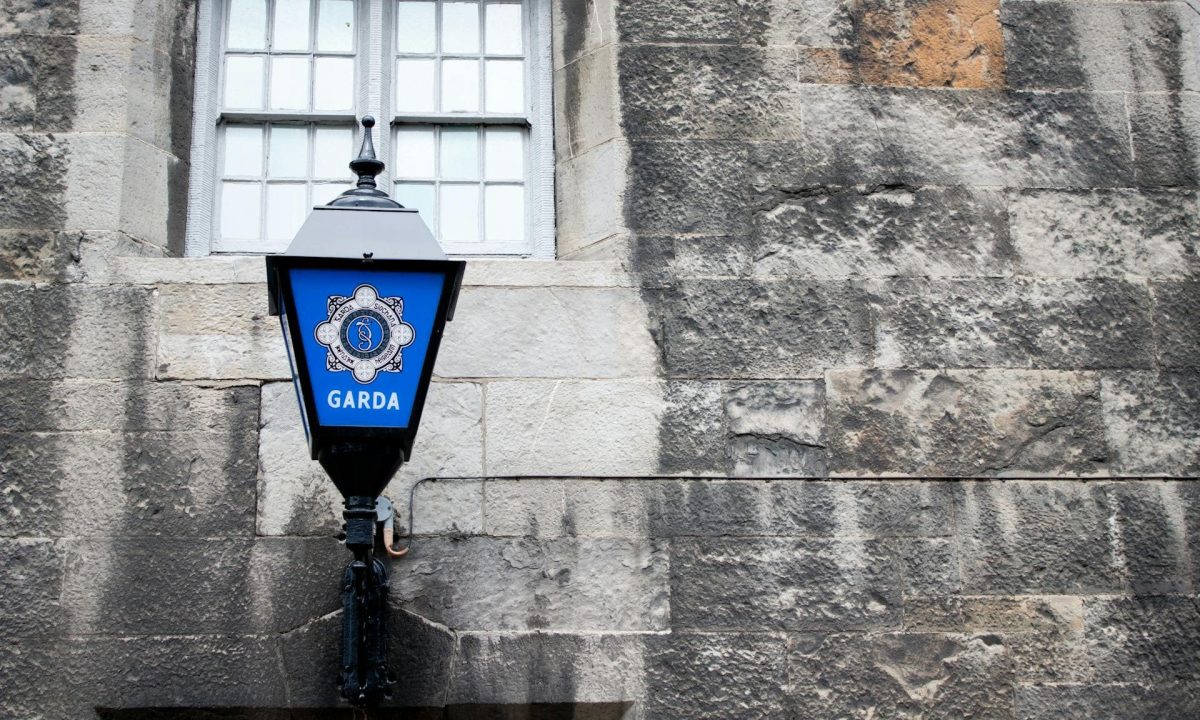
top-left (187, 0), bottom-right (553, 257)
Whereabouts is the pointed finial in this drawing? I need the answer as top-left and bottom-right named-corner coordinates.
top-left (327, 116), bottom-right (403, 209)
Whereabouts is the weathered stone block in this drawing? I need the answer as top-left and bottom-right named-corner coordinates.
top-left (0, 539), bottom-right (63, 637)
top-left (890, 537), bottom-right (961, 596)
top-left (1102, 371), bottom-right (1200, 476)
top-left (906, 596), bottom-right (1088, 683)
top-left (1129, 91), bottom-right (1200, 187)
top-left (554, 43), bottom-right (620, 160)
top-left (647, 480), bottom-right (770, 538)
top-left (448, 633), bottom-right (647, 705)
top-left (61, 538), bottom-right (342, 635)
top-left (257, 381), bottom-right (484, 536)
top-left (787, 632), bottom-right (1014, 719)
top-left (552, 0), bottom-right (615, 69)
top-left (769, 480), bottom-right (956, 538)
top-left (644, 632), bottom-right (787, 720)
top-left (1004, 2), bottom-right (1200, 92)
top-left (620, 45), bottom-right (800, 140)
top-left (1016, 682), bottom-right (1200, 720)
top-left (1153, 281), bottom-right (1200, 367)
top-left (954, 481), bottom-right (1122, 594)
top-left (872, 278), bottom-right (1155, 369)
top-left (617, 0), bottom-right (742, 43)
top-left (484, 479), bottom-right (569, 539)
top-left (659, 278), bottom-right (873, 378)
top-left (827, 370), bottom-right (1108, 477)
top-left (555, 139), bottom-right (629, 256)
top-left (627, 140), bottom-right (750, 234)
top-left (670, 537), bottom-right (903, 631)
top-left (408, 479), bottom-right (484, 536)
top-left (0, 34), bottom-right (76, 130)
top-left (0, 229), bottom-right (81, 281)
top-left (392, 537), bottom-right (669, 632)
top-left (61, 635), bottom-right (288, 712)
top-left (0, 641), bottom-right (67, 719)
top-left (0, 132), bottom-right (68, 227)
top-left (753, 185), bottom-right (1013, 278)
top-left (724, 380), bottom-right (826, 476)
top-left (484, 479), bottom-right (655, 539)
top-left (1008, 189), bottom-right (1200, 278)
top-left (154, 283), bottom-right (289, 380)
top-left (436, 286), bottom-right (658, 379)
top-left (787, 87), bottom-right (1133, 187)
top-left (1102, 482), bottom-right (1192, 596)
top-left (484, 380), bottom-right (723, 476)
top-left (1085, 596), bottom-right (1200, 682)
top-left (1, 0), bottom-right (80, 35)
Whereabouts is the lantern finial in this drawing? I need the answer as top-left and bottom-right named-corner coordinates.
top-left (328, 116), bottom-right (402, 209)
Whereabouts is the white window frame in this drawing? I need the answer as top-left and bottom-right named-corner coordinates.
top-left (186, 0), bottom-right (555, 258)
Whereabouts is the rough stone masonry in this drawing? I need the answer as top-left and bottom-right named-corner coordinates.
top-left (2, 0), bottom-right (1200, 718)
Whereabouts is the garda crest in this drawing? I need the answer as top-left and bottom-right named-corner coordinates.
top-left (314, 284), bottom-right (415, 384)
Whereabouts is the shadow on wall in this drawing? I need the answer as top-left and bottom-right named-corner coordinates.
top-left (95, 703), bottom-right (634, 719)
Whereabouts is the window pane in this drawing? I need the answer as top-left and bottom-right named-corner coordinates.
top-left (270, 57), bottom-right (310, 110)
top-left (313, 182), bottom-right (353, 205)
top-left (223, 125), bottom-right (264, 177)
top-left (396, 1), bottom-right (436, 53)
top-left (441, 59), bottom-right (479, 112)
top-left (313, 57), bottom-right (354, 111)
top-left (394, 127), bottom-right (436, 178)
top-left (272, 0), bottom-right (310, 51)
top-left (440, 127), bottom-right (479, 179)
top-left (440, 184), bottom-right (480, 243)
top-left (268, 126), bottom-right (308, 178)
top-left (395, 59), bottom-right (436, 112)
top-left (484, 127), bottom-right (522, 180)
top-left (441, 2), bottom-right (480, 54)
top-left (224, 56), bottom-right (265, 109)
top-left (220, 182), bottom-right (262, 240)
top-left (485, 3), bottom-right (522, 55)
top-left (485, 59), bottom-right (523, 113)
top-left (313, 126), bottom-right (354, 178)
top-left (485, 185), bottom-right (524, 242)
top-left (266, 184), bottom-right (309, 241)
top-left (227, 0), bottom-right (267, 50)
top-left (395, 182), bottom-right (436, 226)
top-left (317, 0), bottom-right (356, 52)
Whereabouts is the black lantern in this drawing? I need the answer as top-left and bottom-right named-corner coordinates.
top-left (265, 116), bottom-right (465, 705)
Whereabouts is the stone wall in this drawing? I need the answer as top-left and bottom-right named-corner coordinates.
top-left (2, 0), bottom-right (1199, 718)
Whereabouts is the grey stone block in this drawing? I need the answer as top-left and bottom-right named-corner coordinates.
top-left (644, 632), bottom-right (787, 720)
top-left (154, 283), bottom-right (289, 380)
top-left (670, 537), bottom-right (902, 631)
top-left (553, 0), bottom-right (615, 69)
top-left (1129, 91), bottom-right (1200, 187)
top-left (1102, 371), bottom-right (1200, 476)
top-left (769, 481), bottom-right (956, 538)
top-left (1085, 596), bottom-right (1200, 682)
top-left (787, 632), bottom-right (1015, 719)
top-left (0, 283), bottom-right (156, 379)
top-left (0, 229), bottom-right (81, 281)
top-left (626, 140), bottom-right (750, 234)
top-left (0, 34), bottom-right (76, 130)
top-left (906, 596), bottom-right (1088, 683)
top-left (827, 370), bottom-right (1108, 477)
top-left (1102, 482), bottom-right (1193, 595)
top-left (0, 539), bottom-right (63, 637)
top-left (647, 480), bottom-right (769, 538)
top-left (890, 537), bottom-right (961, 596)
top-left (871, 278), bottom-right (1155, 370)
top-left (752, 185), bottom-right (1013, 278)
top-left (1, 0), bottom-right (80, 35)
top-left (1153, 281), bottom-right (1200, 367)
top-left (1003, 2), bottom-right (1200, 92)
top-left (393, 537), bottom-right (669, 632)
top-left (659, 278), bottom-right (873, 378)
top-left (280, 608), bottom-right (456, 708)
top-left (724, 380), bottom-right (826, 477)
top-left (0, 380), bottom-right (258, 432)
top-left (617, 0), bottom-right (742, 43)
top-left (620, 44), bottom-right (799, 140)
top-left (0, 641), bottom-right (67, 719)
top-left (0, 132), bottom-right (68, 227)
top-left (554, 43), bottom-right (620, 160)
top-left (1008, 189), bottom-right (1200, 278)
top-left (61, 538), bottom-right (343, 635)
top-left (60, 635), bottom-right (288, 713)
top-left (786, 87), bottom-right (1133, 187)
top-left (448, 633), bottom-right (646, 706)
top-left (1016, 682), bottom-right (1200, 720)
top-left (955, 481), bottom-right (1123, 595)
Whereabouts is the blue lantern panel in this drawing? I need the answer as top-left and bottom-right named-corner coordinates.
top-left (289, 267), bottom-right (445, 428)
